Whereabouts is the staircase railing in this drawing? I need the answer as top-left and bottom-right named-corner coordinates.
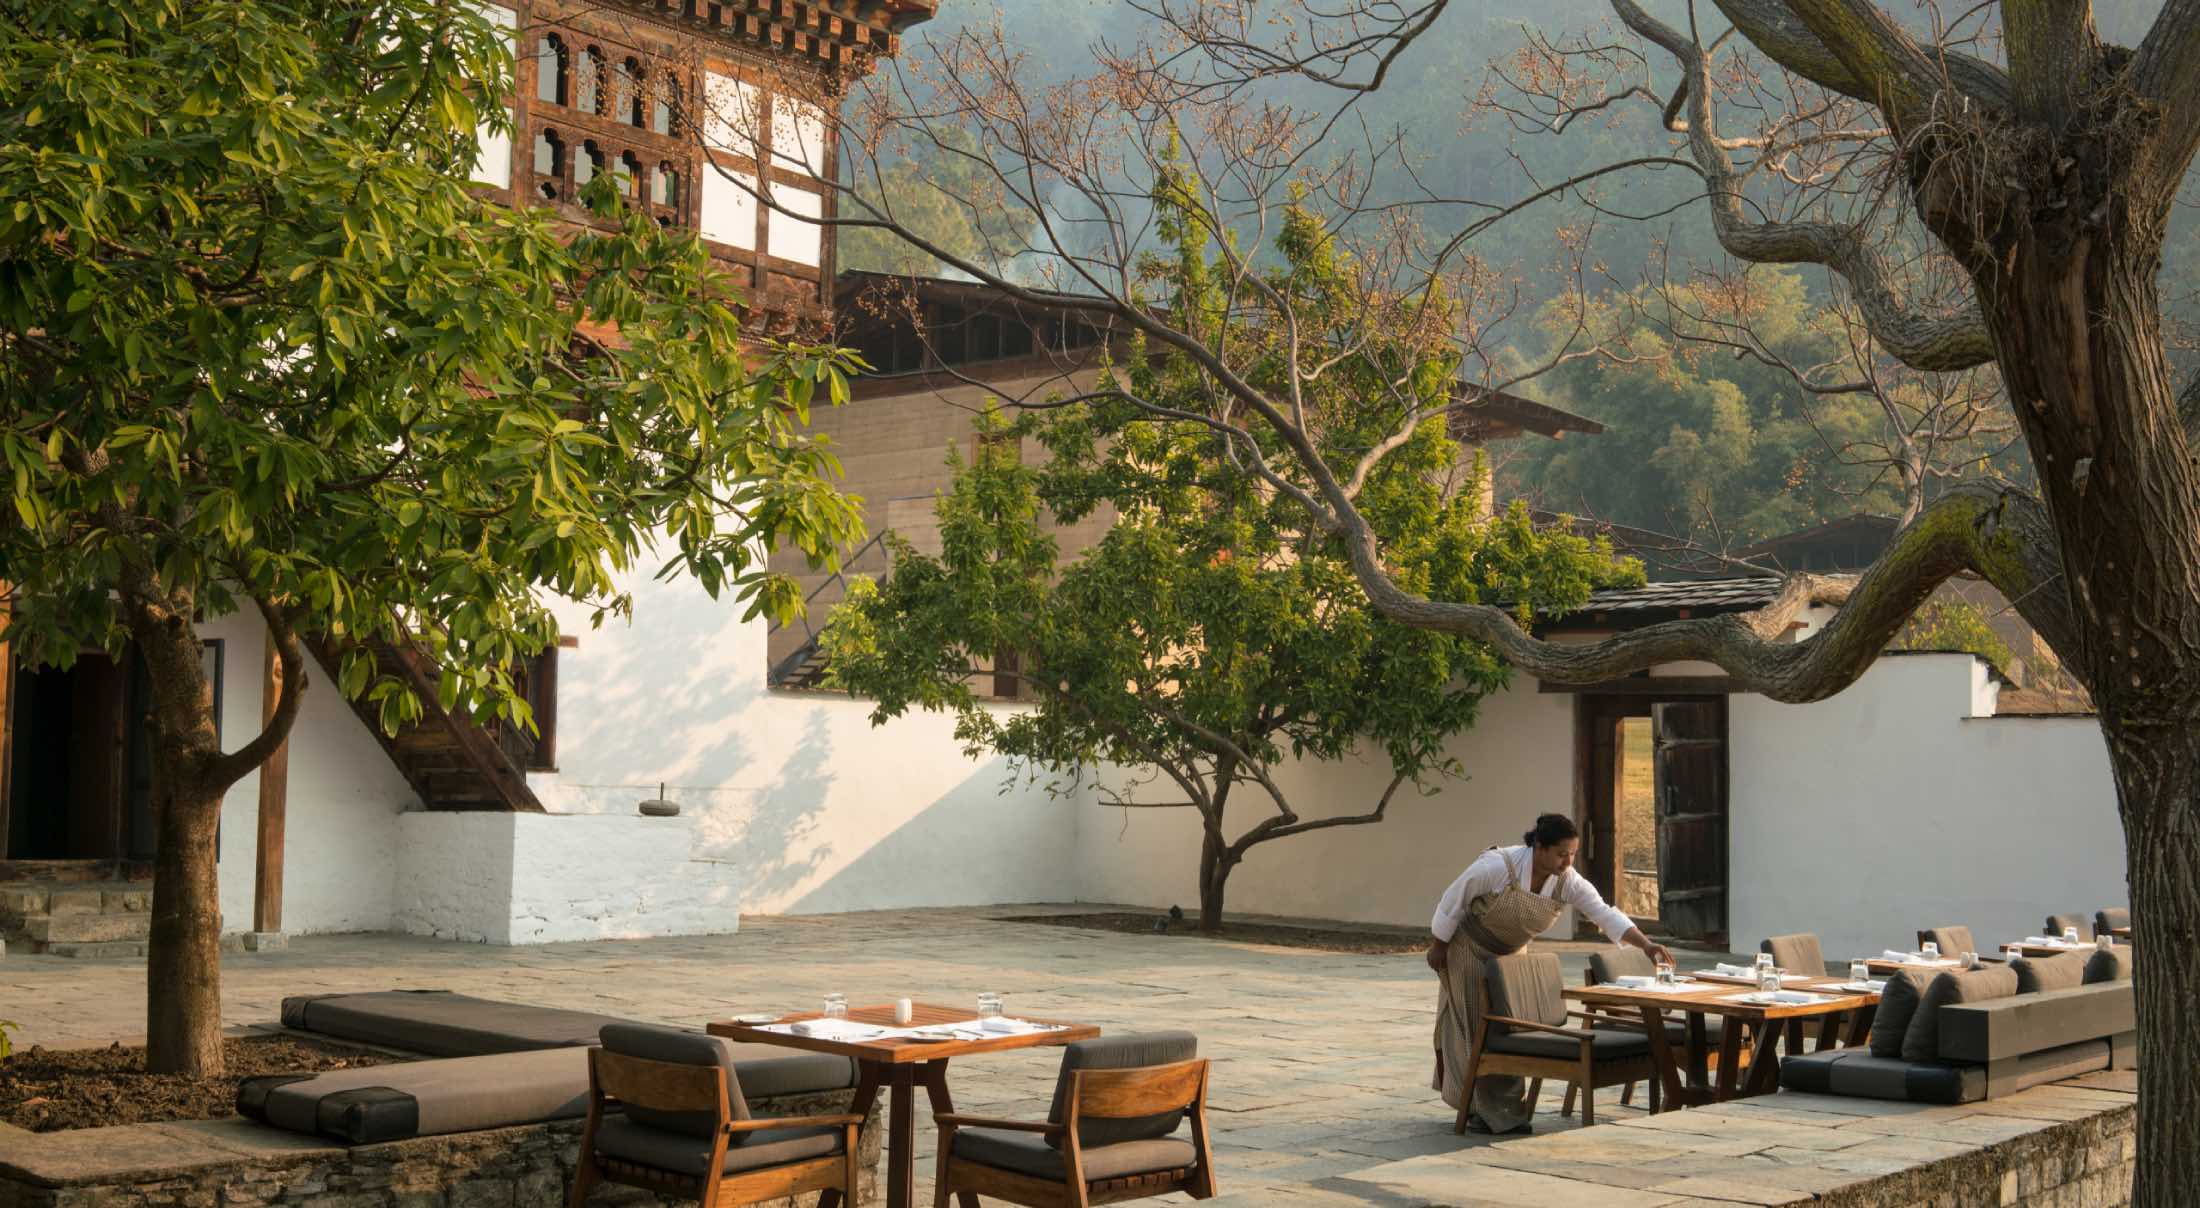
top-left (767, 528), bottom-right (893, 689)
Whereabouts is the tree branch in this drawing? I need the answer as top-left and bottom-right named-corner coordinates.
top-left (1700, 0), bottom-right (2011, 112)
top-left (206, 597), bottom-right (309, 793)
top-left (2132, 0), bottom-right (2200, 203)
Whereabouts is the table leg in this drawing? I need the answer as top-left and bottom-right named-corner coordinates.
top-left (1685, 1013), bottom-right (1710, 1092)
top-left (1743, 1019), bottom-right (1787, 1097)
top-left (1813, 1014), bottom-right (1842, 1053)
top-left (920, 1062), bottom-right (981, 1208)
top-left (886, 1065), bottom-right (918, 1208)
top-left (1715, 1017), bottom-right (1744, 1099)
top-left (1638, 1005), bottom-right (1684, 1112)
top-left (819, 1061), bottom-right (883, 1208)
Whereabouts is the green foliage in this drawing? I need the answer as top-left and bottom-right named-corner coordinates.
top-left (823, 189), bottom-right (1637, 918)
top-left (0, 0), bottom-right (864, 735)
top-left (0, 1020), bottom-right (16, 1062)
top-left (1891, 599), bottom-right (2014, 675)
top-left (840, 129), bottom-right (1037, 277)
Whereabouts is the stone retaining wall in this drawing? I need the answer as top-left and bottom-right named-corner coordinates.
top-left (0, 1090), bottom-right (878, 1208)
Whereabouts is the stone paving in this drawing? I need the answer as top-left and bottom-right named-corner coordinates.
top-left (0, 904), bottom-right (1718, 1203)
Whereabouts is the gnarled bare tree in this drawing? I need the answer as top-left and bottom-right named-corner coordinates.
top-left (705, 0), bottom-right (2195, 1191)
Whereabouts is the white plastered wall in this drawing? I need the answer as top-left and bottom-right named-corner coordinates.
top-left (198, 611), bottom-right (418, 936)
top-left (1728, 653), bottom-right (2124, 961)
top-left (1072, 679), bottom-right (1583, 933)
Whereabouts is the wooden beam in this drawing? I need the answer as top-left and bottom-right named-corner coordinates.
top-left (252, 631), bottom-right (290, 933)
top-left (1537, 676), bottom-right (1740, 696)
top-left (0, 584), bottom-right (12, 859)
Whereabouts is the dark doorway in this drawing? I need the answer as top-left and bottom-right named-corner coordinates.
top-left (5, 650), bottom-right (172, 862)
top-left (1579, 691), bottom-right (1730, 945)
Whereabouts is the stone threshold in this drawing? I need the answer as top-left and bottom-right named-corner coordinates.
top-left (1206, 1070), bottom-right (2137, 1206)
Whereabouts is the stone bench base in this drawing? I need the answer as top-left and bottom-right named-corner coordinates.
top-left (0, 1089), bottom-right (879, 1208)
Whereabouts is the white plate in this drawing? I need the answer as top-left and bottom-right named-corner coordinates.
top-left (731, 1013), bottom-right (782, 1025)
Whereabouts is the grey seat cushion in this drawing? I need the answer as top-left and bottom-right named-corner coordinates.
top-left (592, 1117), bottom-right (841, 1177)
top-left (956, 1129), bottom-right (1197, 1182)
top-left (2044, 914), bottom-right (2094, 941)
top-left (1869, 969), bottom-right (1937, 1059)
top-left (1761, 934), bottom-right (1828, 978)
top-left (282, 991), bottom-right (629, 1057)
top-left (1485, 952), bottom-right (1567, 1029)
top-left (2083, 945), bottom-right (2134, 984)
top-left (1045, 1032), bottom-right (1198, 1150)
top-left (1485, 1027), bottom-right (1652, 1061)
top-left (1918, 927), bottom-right (1976, 960)
top-left (2095, 908), bottom-right (2130, 936)
top-left (1902, 966), bottom-right (2018, 1063)
top-left (238, 1048), bottom-right (590, 1144)
top-left (601, 1023), bottom-right (751, 1140)
top-left (1778, 1049), bottom-right (1983, 1105)
top-left (2011, 951), bottom-right (2088, 995)
top-left (1587, 949), bottom-right (1654, 985)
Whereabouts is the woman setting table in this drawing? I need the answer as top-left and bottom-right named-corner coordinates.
top-left (1426, 813), bottom-right (1671, 1134)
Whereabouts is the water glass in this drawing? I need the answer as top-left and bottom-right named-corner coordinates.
top-left (1655, 961), bottom-right (1676, 987)
top-left (822, 993), bottom-right (847, 1020)
top-left (1920, 941), bottom-right (1940, 959)
top-left (2063, 926), bottom-right (2082, 945)
top-left (977, 992), bottom-right (1004, 1019)
top-left (1849, 960), bottom-right (1870, 985)
top-left (1754, 951), bottom-right (1775, 972)
top-left (1758, 966), bottom-right (1782, 994)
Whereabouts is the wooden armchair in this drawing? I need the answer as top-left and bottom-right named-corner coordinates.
top-left (568, 1024), bottom-right (862, 1208)
top-left (932, 1032), bottom-right (1217, 1208)
top-left (1459, 951), bottom-right (1658, 1131)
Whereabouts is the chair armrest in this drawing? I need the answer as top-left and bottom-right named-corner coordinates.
top-left (1573, 1011), bottom-right (1650, 1032)
top-left (932, 1114), bottom-right (1065, 1135)
top-left (1484, 1014), bottom-right (1592, 1041)
top-left (726, 1114), bottom-right (867, 1133)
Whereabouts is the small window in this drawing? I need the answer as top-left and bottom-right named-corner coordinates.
top-left (576, 140), bottom-right (603, 187)
top-left (1003, 320), bottom-right (1035, 359)
top-left (653, 163), bottom-right (681, 207)
top-left (619, 59), bottom-right (644, 127)
top-left (652, 78), bottom-right (676, 136)
top-left (616, 152), bottom-right (640, 197)
top-left (533, 129), bottom-right (565, 198)
top-left (971, 313), bottom-right (1003, 362)
top-left (575, 46), bottom-right (601, 114)
top-left (535, 35), bottom-right (566, 105)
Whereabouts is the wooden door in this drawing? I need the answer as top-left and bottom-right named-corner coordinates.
top-left (1652, 699), bottom-right (1728, 944)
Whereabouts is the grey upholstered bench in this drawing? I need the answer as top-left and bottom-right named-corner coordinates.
top-left (238, 1047), bottom-right (593, 1144)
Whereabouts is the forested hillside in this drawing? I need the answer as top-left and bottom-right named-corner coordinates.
top-left (846, 0), bottom-right (2192, 551)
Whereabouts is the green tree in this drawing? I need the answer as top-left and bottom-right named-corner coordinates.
top-left (823, 207), bottom-right (1637, 929)
top-left (839, 130), bottom-right (1038, 278)
top-left (0, 0), bottom-right (862, 1075)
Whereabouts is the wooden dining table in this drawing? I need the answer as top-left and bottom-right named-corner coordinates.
top-left (709, 1003), bottom-right (1099, 1208)
top-left (1863, 956), bottom-right (1967, 976)
top-left (1999, 940), bottom-right (2104, 959)
top-left (1564, 975), bottom-right (1877, 1110)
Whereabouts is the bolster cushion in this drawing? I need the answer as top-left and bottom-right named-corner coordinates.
top-left (2083, 945), bottom-right (2134, 984)
top-left (1902, 966), bottom-right (2018, 1063)
top-left (1778, 1049), bottom-right (1984, 1105)
top-left (2011, 951), bottom-right (2088, 995)
top-left (1869, 969), bottom-right (1936, 1059)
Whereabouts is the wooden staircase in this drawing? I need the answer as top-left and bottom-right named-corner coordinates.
top-left (313, 634), bottom-right (544, 812)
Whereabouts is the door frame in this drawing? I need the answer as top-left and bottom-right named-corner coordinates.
top-left (1574, 688), bottom-right (1731, 940)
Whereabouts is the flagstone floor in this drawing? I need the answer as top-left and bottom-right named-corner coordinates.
top-left (1, 904), bottom-right (1738, 1202)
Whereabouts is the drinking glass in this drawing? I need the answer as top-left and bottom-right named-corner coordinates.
top-left (1754, 952), bottom-right (1775, 972)
top-left (1921, 941), bottom-right (1940, 960)
top-left (2063, 926), bottom-right (2082, 945)
top-left (2097, 933), bottom-right (2115, 950)
top-left (1758, 966), bottom-right (1782, 994)
top-left (1849, 960), bottom-right (1870, 985)
top-left (977, 992), bottom-right (1004, 1019)
top-left (822, 993), bottom-right (847, 1021)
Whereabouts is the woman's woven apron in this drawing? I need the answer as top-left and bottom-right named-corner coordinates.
top-left (1431, 848), bottom-right (1566, 1131)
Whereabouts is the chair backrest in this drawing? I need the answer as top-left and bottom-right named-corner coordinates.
top-left (1483, 951), bottom-right (1567, 1029)
top-left (599, 1022), bottom-right (750, 1139)
top-left (1760, 933), bottom-right (1827, 977)
top-left (1047, 1032), bottom-right (1198, 1150)
top-left (1919, 926), bottom-right (1977, 958)
top-left (2045, 913), bottom-right (2095, 940)
top-left (1586, 947), bottom-right (1654, 986)
top-left (2095, 907), bottom-right (2130, 936)
top-left (1068, 1059), bottom-right (1208, 1138)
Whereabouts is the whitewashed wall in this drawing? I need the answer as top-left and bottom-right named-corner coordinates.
top-left (392, 812), bottom-right (740, 943)
top-left (199, 612), bottom-right (417, 937)
top-left (1729, 653), bottom-right (2124, 961)
top-left (1073, 680), bottom-right (1581, 932)
top-left (528, 561), bottom-right (1085, 917)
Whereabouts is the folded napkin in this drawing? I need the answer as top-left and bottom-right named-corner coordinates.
top-left (1712, 962), bottom-right (1756, 977)
top-left (1881, 949), bottom-right (1916, 962)
top-left (978, 1016), bottom-right (1025, 1034)
top-left (1612, 975), bottom-right (1658, 989)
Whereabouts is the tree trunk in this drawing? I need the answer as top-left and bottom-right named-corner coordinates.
top-left (1197, 826), bottom-right (1231, 932)
top-left (2115, 734), bottom-right (2200, 1200)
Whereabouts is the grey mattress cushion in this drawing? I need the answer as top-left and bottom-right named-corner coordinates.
top-left (956, 1129), bottom-right (1197, 1182)
top-left (1761, 934), bottom-right (1828, 978)
top-left (239, 1047), bottom-right (590, 1144)
top-left (2094, 908), bottom-right (2130, 935)
top-left (2012, 951), bottom-right (2089, 995)
top-left (600, 1023), bottom-right (750, 1139)
top-left (591, 1117), bottom-right (841, 1177)
top-left (1046, 1032), bottom-right (1198, 1151)
top-left (1869, 969), bottom-right (1937, 1059)
top-left (1484, 1027), bottom-right (1651, 1061)
top-left (2083, 945), bottom-right (2133, 984)
top-left (2044, 914), bottom-right (2094, 941)
top-left (281, 991), bottom-right (629, 1057)
top-left (1903, 966), bottom-right (2018, 1063)
top-left (1778, 1049), bottom-right (1983, 1105)
top-left (1484, 952), bottom-right (1567, 1029)
top-left (1919, 927), bottom-right (1976, 960)
top-left (1587, 948), bottom-right (1653, 985)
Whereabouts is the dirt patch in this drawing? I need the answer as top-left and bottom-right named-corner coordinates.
top-left (998, 911), bottom-right (1426, 954)
top-left (0, 1035), bottom-right (395, 1132)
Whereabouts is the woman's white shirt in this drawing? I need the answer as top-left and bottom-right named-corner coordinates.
top-left (1428, 844), bottom-right (1635, 945)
